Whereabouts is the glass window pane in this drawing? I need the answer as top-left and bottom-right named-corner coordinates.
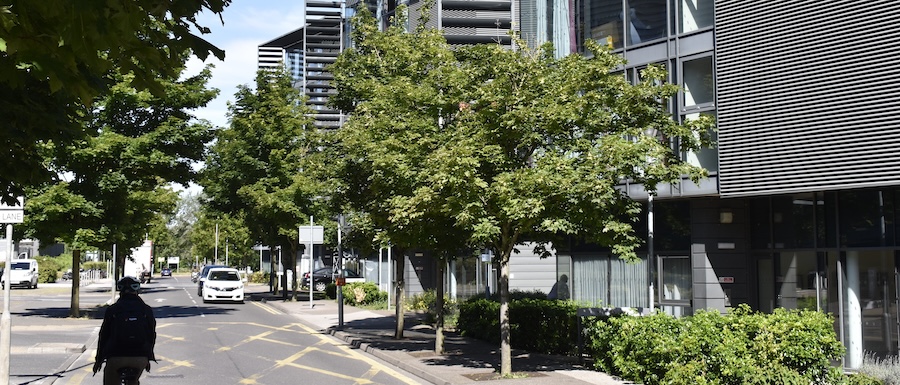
top-left (626, 0), bottom-right (667, 45)
top-left (750, 198), bottom-right (771, 250)
top-left (678, 0), bottom-right (714, 33)
top-left (775, 251), bottom-right (818, 310)
top-left (839, 190), bottom-right (891, 247)
top-left (772, 193), bottom-right (817, 249)
top-left (587, 0), bottom-right (624, 49)
top-left (682, 56), bottom-right (715, 107)
top-left (683, 111), bottom-right (718, 171)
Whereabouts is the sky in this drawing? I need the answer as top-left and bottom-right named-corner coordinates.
top-left (184, 1), bottom-right (307, 129)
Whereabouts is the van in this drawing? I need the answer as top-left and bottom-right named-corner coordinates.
top-left (2, 259), bottom-right (39, 289)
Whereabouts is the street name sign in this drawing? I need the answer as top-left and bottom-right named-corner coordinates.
top-left (0, 197), bottom-right (23, 224)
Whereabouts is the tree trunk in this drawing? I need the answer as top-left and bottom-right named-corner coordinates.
top-left (70, 249), bottom-right (81, 318)
top-left (289, 240), bottom-right (298, 301)
top-left (394, 246), bottom-right (405, 339)
top-left (435, 258), bottom-right (445, 355)
top-left (499, 255), bottom-right (511, 376)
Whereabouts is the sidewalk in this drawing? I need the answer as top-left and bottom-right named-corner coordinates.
top-left (246, 284), bottom-right (634, 385)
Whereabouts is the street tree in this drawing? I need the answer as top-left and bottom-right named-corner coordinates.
top-left (201, 67), bottom-right (324, 301)
top-left (189, 209), bottom-right (252, 268)
top-left (329, 8), bottom-right (715, 375)
top-left (328, 6), bottom-right (475, 342)
top-left (0, 0), bottom-right (231, 204)
top-left (22, 68), bottom-right (217, 317)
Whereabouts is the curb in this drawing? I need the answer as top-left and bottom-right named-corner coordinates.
top-left (327, 328), bottom-right (453, 385)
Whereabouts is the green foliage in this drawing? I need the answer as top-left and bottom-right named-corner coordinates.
top-left (0, 0), bottom-right (231, 203)
top-left (848, 372), bottom-right (885, 385)
top-left (23, 68), bottom-right (217, 258)
top-left (584, 304), bottom-right (847, 385)
top-left (200, 66), bottom-right (324, 299)
top-left (37, 265), bottom-right (57, 283)
top-left (249, 271), bottom-right (269, 284)
top-left (329, 8), bottom-right (715, 374)
top-left (457, 297), bottom-right (580, 355)
top-left (340, 282), bottom-right (388, 306)
top-left (407, 289), bottom-right (459, 326)
top-left (82, 261), bottom-right (106, 271)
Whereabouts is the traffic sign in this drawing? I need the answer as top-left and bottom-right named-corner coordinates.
top-left (0, 197), bottom-right (23, 224)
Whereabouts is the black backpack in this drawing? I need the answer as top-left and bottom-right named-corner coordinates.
top-left (110, 307), bottom-right (150, 355)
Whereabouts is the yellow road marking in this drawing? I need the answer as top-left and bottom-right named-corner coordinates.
top-left (153, 355), bottom-right (194, 373)
top-left (291, 322), bottom-right (422, 385)
top-left (251, 301), bottom-right (282, 314)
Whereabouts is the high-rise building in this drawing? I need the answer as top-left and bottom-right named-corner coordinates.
top-left (259, 0), bottom-right (345, 129)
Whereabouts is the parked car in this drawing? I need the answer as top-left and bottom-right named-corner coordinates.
top-left (201, 267), bottom-right (245, 303)
top-left (1, 259), bottom-right (39, 289)
top-left (160, 268), bottom-right (172, 277)
top-left (196, 265), bottom-right (229, 296)
top-left (301, 267), bottom-right (360, 292)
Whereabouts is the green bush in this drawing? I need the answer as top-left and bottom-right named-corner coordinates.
top-left (36, 257), bottom-right (61, 283)
top-left (457, 297), bottom-right (580, 356)
top-left (82, 261), bottom-right (106, 270)
top-left (38, 264), bottom-right (57, 283)
top-left (249, 271), bottom-right (269, 284)
top-left (340, 282), bottom-right (387, 306)
top-left (585, 304), bottom-right (846, 385)
top-left (407, 290), bottom-right (459, 326)
top-left (848, 372), bottom-right (885, 385)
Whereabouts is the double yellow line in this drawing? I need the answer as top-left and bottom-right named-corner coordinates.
top-left (251, 301), bottom-right (282, 315)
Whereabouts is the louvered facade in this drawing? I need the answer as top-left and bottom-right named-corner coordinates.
top-left (397, 0), bottom-right (518, 47)
top-left (716, 1), bottom-right (900, 197)
top-left (258, 0), bottom-right (345, 129)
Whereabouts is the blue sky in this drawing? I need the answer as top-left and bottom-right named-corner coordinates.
top-left (185, 1), bottom-right (307, 128)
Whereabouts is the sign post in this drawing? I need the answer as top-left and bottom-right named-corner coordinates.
top-left (298, 221), bottom-right (323, 309)
top-left (0, 197), bottom-right (24, 385)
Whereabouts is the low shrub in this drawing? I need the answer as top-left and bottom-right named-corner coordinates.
top-left (858, 353), bottom-right (900, 385)
top-left (457, 297), bottom-right (580, 355)
top-left (585, 304), bottom-right (846, 385)
top-left (36, 257), bottom-right (61, 283)
top-left (340, 282), bottom-right (387, 306)
top-left (38, 264), bottom-right (58, 283)
top-left (249, 271), bottom-right (269, 284)
top-left (407, 290), bottom-right (459, 326)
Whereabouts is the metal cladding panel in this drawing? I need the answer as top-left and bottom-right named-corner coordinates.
top-left (715, 1), bottom-right (900, 197)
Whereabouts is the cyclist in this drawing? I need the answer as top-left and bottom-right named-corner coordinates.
top-left (92, 276), bottom-right (157, 385)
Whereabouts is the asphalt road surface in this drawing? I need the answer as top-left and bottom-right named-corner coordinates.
top-left (2, 276), bottom-right (427, 385)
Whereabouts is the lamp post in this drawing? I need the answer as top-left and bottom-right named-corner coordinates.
top-left (336, 214), bottom-right (345, 330)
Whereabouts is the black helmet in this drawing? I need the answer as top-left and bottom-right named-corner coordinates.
top-left (117, 276), bottom-right (141, 294)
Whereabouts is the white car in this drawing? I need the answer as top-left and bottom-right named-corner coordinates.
top-left (201, 267), bottom-right (245, 303)
top-left (2, 259), bottom-right (38, 289)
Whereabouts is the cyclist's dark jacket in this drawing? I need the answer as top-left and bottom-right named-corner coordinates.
top-left (95, 294), bottom-right (157, 361)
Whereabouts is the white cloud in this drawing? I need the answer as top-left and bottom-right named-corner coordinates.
top-left (185, 1), bottom-right (307, 128)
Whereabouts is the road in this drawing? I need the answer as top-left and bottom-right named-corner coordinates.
top-left (3, 275), bottom-right (427, 385)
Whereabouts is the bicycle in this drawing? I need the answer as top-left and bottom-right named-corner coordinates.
top-left (118, 367), bottom-right (141, 385)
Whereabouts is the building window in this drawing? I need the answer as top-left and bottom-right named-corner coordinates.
top-left (674, 0), bottom-right (713, 34)
top-left (682, 111), bottom-right (717, 171)
top-left (625, 0), bottom-right (667, 46)
top-left (681, 55), bottom-right (714, 109)
top-left (586, 0), bottom-right (625, 50)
